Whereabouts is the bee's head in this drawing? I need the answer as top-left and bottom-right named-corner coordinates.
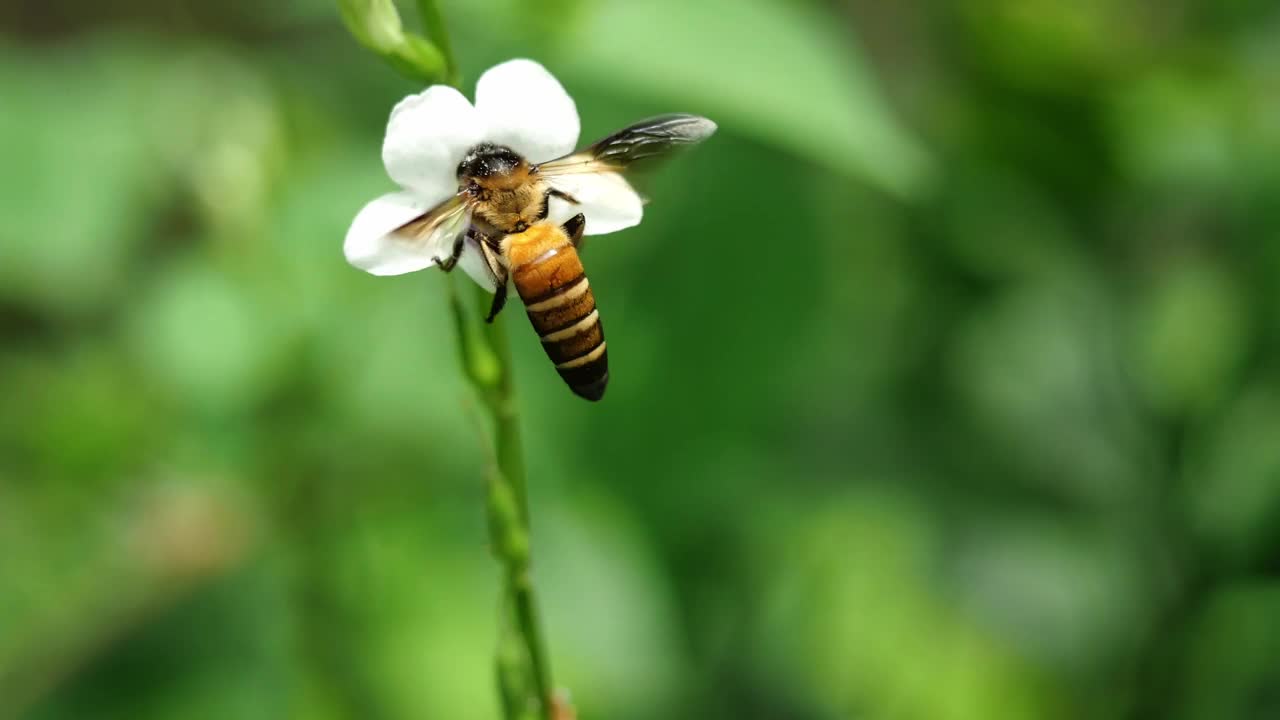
top-left (457, 143), bottom-right (525, 185)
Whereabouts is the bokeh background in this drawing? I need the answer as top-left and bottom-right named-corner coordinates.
top-left (5, 0), bottom-right (1280, 718)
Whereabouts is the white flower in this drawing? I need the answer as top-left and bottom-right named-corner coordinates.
top-left (343, 59), bottom-right (645, 289)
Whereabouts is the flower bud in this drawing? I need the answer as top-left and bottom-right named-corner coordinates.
top-left (338, 0), bottom-right (406, 53)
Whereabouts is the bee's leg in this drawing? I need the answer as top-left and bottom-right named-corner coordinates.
top-left (540, 187), bottom-right (581, 220)
top-left (437, 232), bottom-right (466, 272)
top-left (478, 239), bottom-right (510, 323)
top-left (562, 213), bottom-right (587, 248)
top-left (549, 188), bottom-right (581, 205)
top-left (486, 283), bottom-right (509, 323)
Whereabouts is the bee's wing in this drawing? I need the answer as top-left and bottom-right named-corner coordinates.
top-left (348, 192), bottom-right (475, 277)
top-left (537, 114), bottom-right (717, 179)
top-left (536, 114), bottom-right (715, 235)
top-left (390, 194), bottom-right (471, 257)
top-left (390, 196), bottom-right (501, 290)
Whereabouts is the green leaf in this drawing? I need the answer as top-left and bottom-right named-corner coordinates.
top-left (0, 42), bottom-right (156, 316)
top-left (564, 0), bottom-right (932, 197)
top-left (1171, 584), bottom-right (1280, 720)
top-left (1184, 389), bottom-right (1280, 565)
top-left (126, 259), bottom-right (280, 415)
top-left (537, 491), bottom-right (686, 715)
top-left (1129, 264), bottom-right (1247, 417)
top-left (759, 491), bottom-right (1067, 720)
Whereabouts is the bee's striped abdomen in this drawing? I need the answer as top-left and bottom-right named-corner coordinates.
top-left (509, 226), bottom-right (608, 401)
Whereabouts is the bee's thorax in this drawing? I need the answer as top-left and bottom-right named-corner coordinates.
top-left (459, 144), bottom-right (547, 234)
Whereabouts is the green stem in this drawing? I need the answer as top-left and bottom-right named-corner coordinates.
top-left (449, 277), bottom-right (556, 720)
top-left (511, 572), bottom-right (553, 715)
top-left (340, 0), bottom-right (556, 708)
top-left (495, 613), bottom-right (528, 719)
top-left (478, 290), bottom-right (530, 523)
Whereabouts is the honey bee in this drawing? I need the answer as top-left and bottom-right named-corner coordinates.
top-left (392, 114), bottom-right (716, 400)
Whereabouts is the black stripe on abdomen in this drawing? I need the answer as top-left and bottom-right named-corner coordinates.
top-left (524, 284), bottom-right (608, 401)
top-left (556, 344), bottom-right (608, 402)
top-left (513, 245), bottom-right (609, 401)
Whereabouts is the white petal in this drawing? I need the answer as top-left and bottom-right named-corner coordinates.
top-left (547, 172), bottom-right (644, 235)
top-left (474, 59), bottom-right (579, 163)
top-left (457, 241), bottom-right (497, 293)
top-left (382, 86), bottom-right (482, 200)
top-left (344, 192), bottom-right (461, 276)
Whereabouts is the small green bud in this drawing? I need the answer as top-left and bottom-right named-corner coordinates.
top-left (397, 33), bottom-right (448, 78)
top-left (338, 0), bottom-right (450, 84)
top-left (338, 0), bottom-right (405, 53)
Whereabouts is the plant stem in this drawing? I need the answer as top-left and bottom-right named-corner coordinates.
top-left (478, 291), bottom-right (530, 523)
top-left (510, 571), bottom-right (554, 715)
top-left (342, 0), bottom-right (558, 715)
top-left (449, 278), bottom-right (555, 720)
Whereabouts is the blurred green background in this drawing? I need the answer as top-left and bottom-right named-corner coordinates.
top-left (4, 0), bottom-right (1280, 718)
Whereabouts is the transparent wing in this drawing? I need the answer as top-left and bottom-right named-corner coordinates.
top-left (390, 194), bottom-right (472, 262)
top-left (536, 114), bottom-right (717, 178)
top-left (537, 114), bottom-right (716, 235)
